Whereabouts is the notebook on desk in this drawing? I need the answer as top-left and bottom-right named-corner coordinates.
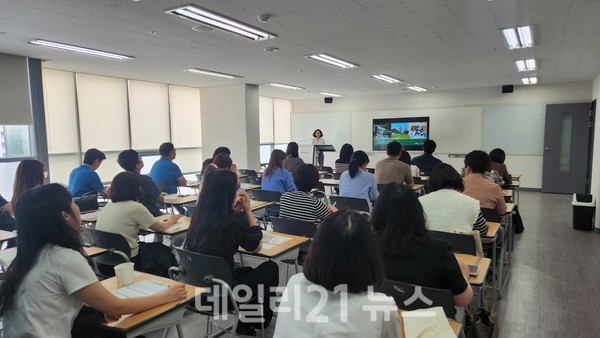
top-left (261, 233), bottom-right (292, 249)
top-left (113, 280), bottom-right (170, 299)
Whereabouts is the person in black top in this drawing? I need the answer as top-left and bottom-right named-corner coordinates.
top-left (411, 139), bottom-right (443, 176)
top-left (371, 183), bottom-right (473, 307)
top-left (398, 142), bottom-right (412, 165)
top-left (334, 143), bottom-right (354, 172)
top-left (0, 194), bottom-right (16, 247)
top-left (201, 146), bottom-right (231, 175)
top-left (184, 169), bottom-right (278, 335)
top-left (117, 149), bottom-right (164, 216)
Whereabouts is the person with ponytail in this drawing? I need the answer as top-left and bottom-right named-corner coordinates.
top-left (339, 150), bottom-right (378, 206)
top-left (0, 184), bottom-right (186, 337)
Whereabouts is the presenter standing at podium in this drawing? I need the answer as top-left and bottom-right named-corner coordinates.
top-left (311, 129), bottom-right (326, 166)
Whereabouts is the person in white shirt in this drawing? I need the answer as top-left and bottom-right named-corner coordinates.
top-left (419, 163), bottom-right (488, 236)
top-left (274, 210), bottom-right (401, 338)
top-left (0, 184), bottom-right (186, 337)
top-left (311, 129), bottom-right (326, 166)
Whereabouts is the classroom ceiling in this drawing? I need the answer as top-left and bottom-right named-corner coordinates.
top-left (1, 0), bottom-right (600, 99)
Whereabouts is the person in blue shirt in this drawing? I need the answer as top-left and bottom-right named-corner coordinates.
top-left (149, 142), bottom-right (187, 194)
top-left (261, 149), bottom-right (296, 193)
top-left (411, 139), bottom-right (443, 176)
top-left (339, 150), bottom-right (378, 206)
top-left (68, 148), bottom-right (106, 197)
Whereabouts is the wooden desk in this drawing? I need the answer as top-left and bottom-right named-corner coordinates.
top-left (1, 246), bottom-right (107, 268)
top-left (241, 183), bottom-right (261, 190)
top-left (419, 176), bottom-right (429, 181)
top-left (150, 216), bottom-right (192, 236)
top-left (163, 194), bottom-right (198, 205)
top-left (454, 253), bottom-right (491, 286)
top-left (250, 200), bottom-right (272, 212)
top-left (510, 173), bottom-right (521, 181)
top-left (239, 230), bottom-right (310, 260)
top-left (80, 208), bottom-right (103, 223)
top-left (484, 222), bottom-right (501, 238)
top-left (185, 180), bottom-right (201, 188)
top-left (0, 230), bottom-right (17, 243)
top-left (505, 203), bottom-right (515, 213)
top-left (99, 272), bottom-right (199, 336)
top-left (398, 309), bottom-right (461, 337)
top-left (502, 189), bottom-right (513, 198)
top-left (320, 178), bottom-right (340, 186)
top-left (413, 184), bottom-right (424, 192)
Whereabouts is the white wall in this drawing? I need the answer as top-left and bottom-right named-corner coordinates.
top-left (293, 82), bottom-right (593, 189)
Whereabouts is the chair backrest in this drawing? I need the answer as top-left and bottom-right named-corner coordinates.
top-left (185, 204), bottom-right (197, 217)
top-left (375, 279), bottom-right (457, 319)
top-left (87, 228), bottom-right (131, 272)
top-left (315, 182), bottom-right (325, 192)
top-left (377, 184), bottom-right (387, 193)
top-left (329, 195), bottom-right (370, 213)
top-left (173, 248), bottom-right (233, 288)
top-left (317, 166), bottom-right (333, 174)
top-left (333, 172), bottom-right (342, 180)
top-left (481, 208), bottom-right (502, 222)
top-left (271, 217), bottom-right (317, 252)
top-left (238, 169), bottom-right (258, 177)
top-left (430, 230), bottom-right (478, 256)
top-left (251, 189), bottom-right (282, 202)
top-left (155, 181), bottom-right (169, 193)
top-left (366, 168), bottom-right (375, 174)
top-left (195, 173), bottom-right (203, 182)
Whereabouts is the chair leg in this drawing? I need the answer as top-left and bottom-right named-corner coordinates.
top-left (176, 323), bottom-right (184, 338)
top-left (239, 253), bottom-right (245, 267)
top-left (285, 263), bottom-right (290, 281)
top-left (162, 327), bottom-right (169, 338)
top-left (294, 259), bottom-right (299, 273)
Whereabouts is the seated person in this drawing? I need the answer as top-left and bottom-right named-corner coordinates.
top-left (339, 150), bottom-right (378, 206)
top-left (334, 143), bottom-right (354, 173)
top-left (279, 164), bottom-right (337, 222)
top-left (184, 169), bottom-right (279, 335)
top-left (419, 164), bottom-right (488, 236)
top-left (411, 139), bottom-right (443, 176)
top-left (399, 142), bottom-right (412, 165)
top-left (463, 150), bottom-right (507, 216)
top-left (12, 159), bottom-right (46, 208)
top-left (284, 142), bottom-right (305, 172)
top-left (96, 172), bottom-right (181, 277)
top-left (149, 142), bottom-right (187, 194)
top-left (68, 148), bottom-right (106, 197)
top-left (262, 149), bottom-right (296, 193)
top-left (201, 146), bottom-right (231, 175)
top-left (371, 183), bottom-right (474, 307)
top-left (489, 148), bottom-right (512, 185)
top-left (274, 210), bottom-right (401, 338)
top-left (118, 149), bottom-right (164, 216)
top-left (374, 141), bottom-right (414, 188)
top-left (0, 184), bottom-right (186, 337)
top-left (202, 153), bottom-right (237, 189)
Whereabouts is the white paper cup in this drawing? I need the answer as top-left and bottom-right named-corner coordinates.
top-left (114, 262), bottom-right (135, 286)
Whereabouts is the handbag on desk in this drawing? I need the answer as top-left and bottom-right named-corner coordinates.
top-left (74, 192), bottom-right (99, 212)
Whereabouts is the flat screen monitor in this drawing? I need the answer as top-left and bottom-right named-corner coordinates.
top-left (372, 117), bottom-right (430, 151)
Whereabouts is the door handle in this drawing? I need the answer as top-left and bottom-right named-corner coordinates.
top-left (544, 147), bottom-right (553, 151)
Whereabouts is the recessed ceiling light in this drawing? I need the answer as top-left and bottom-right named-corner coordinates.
top-left (192, 25), bottom-right (215, 32)
top-left (306, 54), bottom-right (358, 69)
top-left (29, 39), bottom-right (133, 60)
top-left (371, 74), bottom-right (402, 84)
top-left (185, 68), bottom-right (242, 79)
top-left (521, 77), bottom-right (538, 85)
top-left (320, 92), bottom-right (344, 97)
top-left (268, 83), bottom-right (304, 90)
top-left (407, 85), bottom-right (428, 92)
top-left (264, 47), bottom-right (279, 52)
top-left (515, 59), bottom-right (537, 72)
top-left (166, 5), bottom-right (275, 41)
top-left (501, 25), bottom-right (534, 49)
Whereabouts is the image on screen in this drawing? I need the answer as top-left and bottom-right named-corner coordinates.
top-left (372, 117), bottom-right (430, 151)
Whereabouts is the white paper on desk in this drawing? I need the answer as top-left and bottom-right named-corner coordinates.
top-left (112, 280), bottom-right (169, 299)
top-left (262, 234), bottom-right (292, 245)
top-left (401, 307), bottom-right (455, 338)
top-left (164, 194), bottom-right (179, 199)
top-left (81, 210), bottom-right (101, 220)
top-left (261, 243), bottom-right (277, 250)
top-left (169, 220), bottom-right (189, 231)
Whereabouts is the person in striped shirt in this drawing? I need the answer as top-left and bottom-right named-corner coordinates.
top-left (279, 164), bottom-right (337, 222)
top-left (419, 163), bottom-right (488, 236)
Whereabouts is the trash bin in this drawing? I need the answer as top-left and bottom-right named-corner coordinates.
top-left (572, 194), bottom-right (595, 231)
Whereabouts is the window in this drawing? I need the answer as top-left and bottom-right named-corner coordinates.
top-left (0, 125), bottom-right (35, 158)
top-left (259, 143), bottom-right (287, 165)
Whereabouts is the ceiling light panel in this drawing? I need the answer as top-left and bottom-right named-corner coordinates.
top-left (407, 85), bottom-right (428, 92)
top-left (515, 59), bottom-right (537, 72)
top-left (371, 74), bottom-right (402, 84)
top-left (521, 77), bottom-right (538, 85)
top-left (268, 83), bottom-right (304, 90)
top-left (29, 39), bottom-right (133, 60)
top-left (186, 68), bottom-right (242, 79)
top-left (320, 92), bottom-right (344, 97)
top-left (307, 54), bottom-right (358, 69)
top-left (166, 5), bottom-right (275, 41)
top-left (501, 26), bottom-right (534, 49)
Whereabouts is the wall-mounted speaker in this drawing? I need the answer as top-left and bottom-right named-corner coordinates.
top-left (324, 97), bottom-right (333, 104)
top-left (502, 85), bottom-right (514, 93)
